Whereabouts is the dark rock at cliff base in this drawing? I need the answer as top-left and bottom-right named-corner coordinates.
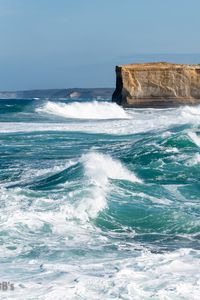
top-left (112, 62), bottom-right (200, 108)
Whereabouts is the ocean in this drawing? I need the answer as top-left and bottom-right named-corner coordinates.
top-left (0, 98), bottom-right (199, 299)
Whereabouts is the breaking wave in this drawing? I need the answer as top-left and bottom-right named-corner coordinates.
top-left (37, 101), bottom-right (130, 119)
top-left (78, 152), bottom-right (141, 219)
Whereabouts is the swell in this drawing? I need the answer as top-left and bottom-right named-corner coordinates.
top-left (1, 103), bottom-right (200, 242)
top-left (0, 99), bottom-right (35, 114)
top-left (2, 138), bottom-right (200, 250)
top-left (1, 99), bottom-right (200, 299)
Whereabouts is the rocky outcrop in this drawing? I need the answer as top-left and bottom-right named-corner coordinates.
top-left (112, 62), bottom-right (200, 107)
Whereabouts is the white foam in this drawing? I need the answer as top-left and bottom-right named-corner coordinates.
top-left (82, 152), bottom-right (141, 184)
top-left (187, 153), bottom-right (200, 166)
top-left (3, 248), bottom-right (199, 300)
top-left (37, 101), bottom-right (130, 119)
top-left (188, 131), bottom-right (200, 147)
top-left (181, 105), bottom-right (200, 120)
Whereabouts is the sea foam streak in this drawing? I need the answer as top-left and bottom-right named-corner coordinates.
top-left (188, 131), bottom-right (200, 147)
top-left (37, 101), bottom-right (130, 119)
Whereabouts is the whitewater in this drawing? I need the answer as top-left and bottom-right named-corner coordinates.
top-left (0, 98), bottom-right (200, 299)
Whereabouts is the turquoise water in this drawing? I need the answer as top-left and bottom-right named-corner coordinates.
top-left (0, 99), bottom-right (200, 299)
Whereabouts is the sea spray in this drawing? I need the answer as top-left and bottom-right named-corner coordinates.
top-left (78, 152), bottom-right (141, 219)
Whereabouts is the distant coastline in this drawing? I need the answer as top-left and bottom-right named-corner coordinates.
top-left (0, 88), bottom-right (114, 100)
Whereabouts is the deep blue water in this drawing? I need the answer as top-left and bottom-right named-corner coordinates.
top-left (0, 98), bottom-right (200, 299)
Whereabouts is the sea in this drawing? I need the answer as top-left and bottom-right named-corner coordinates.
top-left (0, 98), bottom-right (199, 299)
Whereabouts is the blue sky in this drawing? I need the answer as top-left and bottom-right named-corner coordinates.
top-left (0, 0), bottom-right (200, 90)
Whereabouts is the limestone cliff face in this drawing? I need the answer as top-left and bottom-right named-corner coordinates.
top-left (112, 62), bottom-right (200, 107)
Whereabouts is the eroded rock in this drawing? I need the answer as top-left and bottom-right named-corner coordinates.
top-left (112, 62), bottom-right (200, 107)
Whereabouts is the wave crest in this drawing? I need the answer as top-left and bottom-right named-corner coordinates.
top-left (76, 152), bottom-right (141, 219)
top-left (37, 101), bottom-right (130, 119)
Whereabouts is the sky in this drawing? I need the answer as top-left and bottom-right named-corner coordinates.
top-left (0, 0), bottom-right (200, 90)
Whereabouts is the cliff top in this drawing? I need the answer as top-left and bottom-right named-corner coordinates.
top-left (118, 62), bottom-right (200, 69)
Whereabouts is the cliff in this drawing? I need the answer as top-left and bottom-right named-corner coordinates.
top-left (112, 62), bottom-right (200, 107)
